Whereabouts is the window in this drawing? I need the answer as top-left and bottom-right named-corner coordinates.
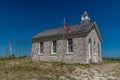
top-left (68, 39), bottom-right (73, 52)
top-left (40, 42), bottom-right (43, 53)
top-left (88, 39), bottom-right (92, 59)
top-left (98, 43), bottom-right (101, 61)
top-left (52, 41), bottom-right (57, 53)
top-left (94, 41), bottom-right (96, 53)
top-left (88, 39), bottom-right (92, 62)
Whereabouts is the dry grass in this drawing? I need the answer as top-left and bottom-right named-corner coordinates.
top-left (0, 58), bottom-right (120, 80)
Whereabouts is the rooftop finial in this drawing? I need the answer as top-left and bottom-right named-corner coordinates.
top-left (84, 11), bottom-right (87, 14)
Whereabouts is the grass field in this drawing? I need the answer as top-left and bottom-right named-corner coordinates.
top-left (0, 57), bottom-right (120, 80)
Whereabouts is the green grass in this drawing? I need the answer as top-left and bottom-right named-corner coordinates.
top-left (103, 57), bottom-right (120, 63)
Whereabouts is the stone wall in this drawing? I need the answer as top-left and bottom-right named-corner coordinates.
top-left (85, 28), bottom-right (102, 63)
top-left (32, 36), bottom-right (86, 63)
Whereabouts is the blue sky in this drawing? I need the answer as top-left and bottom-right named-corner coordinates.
top-left (0, 0), bottom-right (120, 57)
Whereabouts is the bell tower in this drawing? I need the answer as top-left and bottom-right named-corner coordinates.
top-left (81, 11), bottom-right (90, 23)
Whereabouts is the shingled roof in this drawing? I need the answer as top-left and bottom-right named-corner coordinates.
top-left (32, 22), bottom-right (96, 39)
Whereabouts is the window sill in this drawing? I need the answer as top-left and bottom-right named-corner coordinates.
top-left (66, 52), bottom-right (74, 54)
top-left (51, 53), bottom-right (57, 54)
top-left (38, 53), bottom-right (43, 56)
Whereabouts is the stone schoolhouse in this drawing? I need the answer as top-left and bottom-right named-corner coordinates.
top-left (31, 11), bottom-right (102, 64)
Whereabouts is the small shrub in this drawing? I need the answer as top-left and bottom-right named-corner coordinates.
top-left (9, 54), bottom-right (15, 59)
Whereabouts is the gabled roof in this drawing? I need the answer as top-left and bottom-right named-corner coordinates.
top-left (32, 22), bottom-right (102, 41)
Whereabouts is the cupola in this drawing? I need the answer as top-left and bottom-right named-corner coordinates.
top-left (81, 11), bottom-right (90, 23)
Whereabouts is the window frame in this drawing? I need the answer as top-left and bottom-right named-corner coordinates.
top-left (67, 39), bottom-right (73, 54)
top-left (38, 42), bottom-right (43, 55)
top-left (40, 42), bottom-right (43, 53)
top-left (51, 40), bottom-right (57, 54)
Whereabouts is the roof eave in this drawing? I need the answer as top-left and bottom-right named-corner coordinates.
top-left (93, 22), bottom-right (103, 42)
top-left (32, 31), bottom-right (87, 40)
